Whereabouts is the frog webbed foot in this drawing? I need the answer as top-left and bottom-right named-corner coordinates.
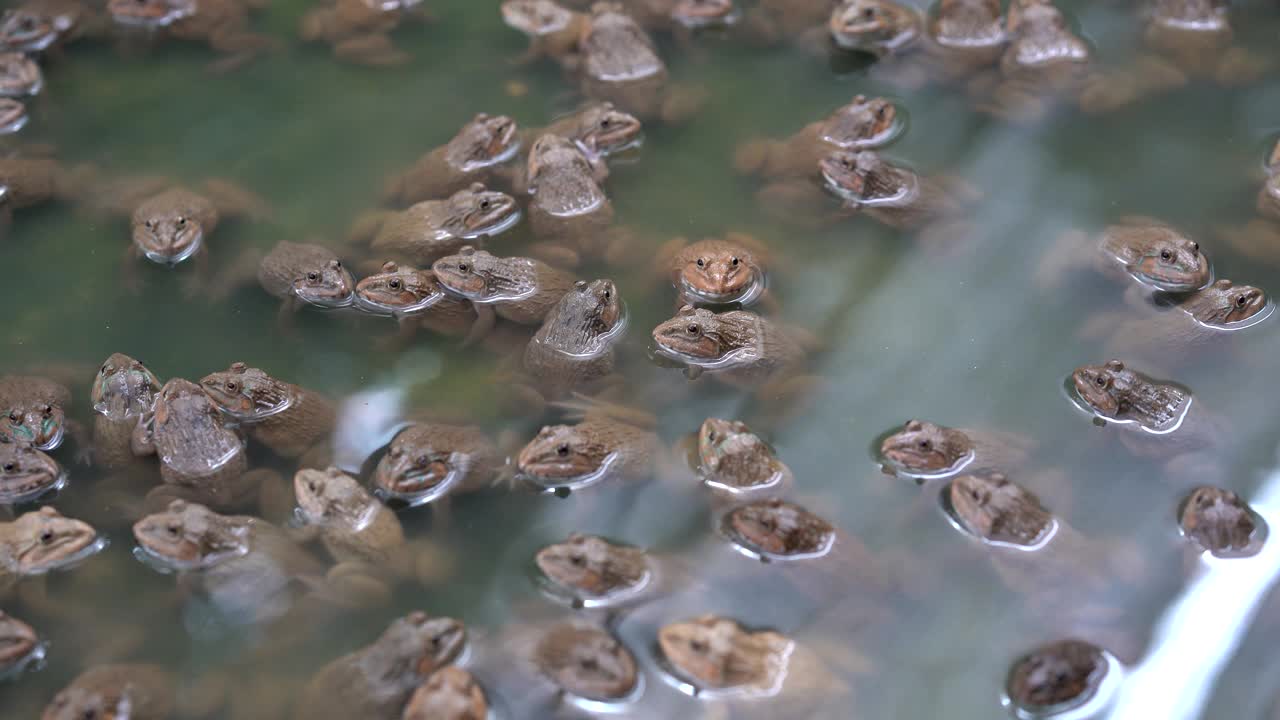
top-left (333, 34), bottom-right (411, 67)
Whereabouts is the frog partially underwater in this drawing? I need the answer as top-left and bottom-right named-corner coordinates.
top-left (350, 182), bottom-right (521, 270)
top-left (1037, 216), bottom-right (1212, 294)
top-left (89, 352), bottom-right (162, 471)
top-left (383, 114), bottom-right (522, 206)
top-left (199, 362), bottom-right (335, 463)
top-left (653, 232), bottom-right (773, 309)
top-left (107, 0), bottom-right (278, 73)
top-left (373, 422), bottom-right (502, 504)
top-left (878, 419), bottom-right (1035, 481)
top-left (432, 246), bottom-right (578, 326)
top-left (0, 374), bottom-right (88, 462)
top-left (299, 0), bottom-right (432, 67)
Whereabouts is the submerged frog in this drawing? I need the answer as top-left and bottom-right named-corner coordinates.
top-left (1178, 485), bottom-right (1263, 558)
top-left (651, 305), bottom-right (809, 389)
top-left (42, 664), bottom-right (178, 720)
top-left (354, 261), bottom-right (495, 348)
top-left (0, 0), bottom-right (103, 55)
top-left (501, 0), bottom-right (589, 66)
top-left (517, 403), bottom-right (660, 489)
top-left (0, 150), bottom-right (91, 232)
top-left (0, 52), bottom-right (41, 96)
top-left (524, 134), bottom-right (619, 267)
top-left (107, 0), bottom-right (276, 72)
top-left (518, 278), bottom-right (626, 407)
top-left (531, 623), bottom-right (638, 702)
top-left (294, 611), bottom-right (467, 720)
top-left (401, 666), bottom-right (488, 720)
top-left (133, 499), bottom-right (327, 624)
top-left (1141, 0), bottom-right (1268, 85)
top-left (215, 241), bottom-right (355, 323)
top-left (696, 417), bottom-right (793, 497)
top-left (1004, 639), bottom-right (1110, 715)
top-left (820, 149), bottom-right (978, 244)
top-left (1037, 217), bottom-right (1212, 294)
top-left (734, 95), bottom-right (899, 184)
top-left (828, 0), bottom-right (1006, 89)
top-left (374, 423), bottom-right (501, 503)
top-left (300, 0), bottom-right (430, 66)
top-left (972, 0), bottom-right (1093, 121)
top-left (199, 362), bottom-right (335, 461)
top-left (0, 439), bottom-right (63, 503)
top-left (89, 353), bottom-right (162, 470)
top-left (383, 114), bottom-right (522, 206)
top-left (0, 375), bottom-right (86, 457)
top-left (740, 0), bottom-right (836, 46)
top-left (432, 247), bottom-right (577, 326)
top-left (879, 419), bottom-right (1034, 480)
top-left (0, 610), bottom-right (39, 676)
top-left (653, 233), bottom-right (772, 309)
top-left (350, 182), bottom-right (521, 267)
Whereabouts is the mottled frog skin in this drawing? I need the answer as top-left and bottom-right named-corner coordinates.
top-left (820, 149), bottom-right (977, 240)
top-left (89, 353), bottom-right (162, 470)
top-left (1071, 359), bottom-right (1188, 430)
top-left (525, 134), bottom-right (616, 262)
top-left (255, 240), bottom-right (356, 314)
top-left (107, 0), bottom-right (277, 72)
top-left (658, 615), bottom-right (792, 695)
top-left (353, 183), bottom-right (521, 267)
top-left (651, 305), bottom-right (806, 387)
top-left (1038, 217), bottom-right (1212, 293)
top-left (0, 439), bottom-right (63, 503)
top-left (374, 423), bottom-right (501, 501)
top-left (199, 362), bottom-right (335, 460)
top-left (522, 278), bottom-right (624, 399)
top-left (532, 623), bottom-right (638, 701)
top-left (535, 533), bottom-right (650, 605)
top-left (432, 247), bottom-right (577, 326)
top-left (401, 666), bottom-right (488, 720)
top-left (42, 664), bottom-right (176, 720)
top-left (949, 473), bottom-right (1053, 547)
top-left (517, 406), bottom-right (660, 489)
top-left (1178, 485), bottom-right (1261, 557)
top-left (879, 419), bottom-right (1033, 479)
top-left (0, 375), bottom-right (78, 453)
top-left (1005, 639), bottom-right (1108, 714)
top-left (383, 114), bottom-right (522, 205)
top-left (354, 261), bottom-right (493, 347)
top-left (696, 417), bottom-right (793, 495)
top-left (0, 506), bottom-right (98, 581)
top-left (299, 0), bottom-right (430, 67)
top-left (734, 95), bottom-right (899, 180)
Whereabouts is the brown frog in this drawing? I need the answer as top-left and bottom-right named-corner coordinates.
top-left (0, 506), bottom-right (102, 619)
top-left (374, 423), bottom-right (501, 503)
top-left (0, 150), bottom-right (90, 234)
top-left (535, 533), bottom-right (657, 608)
top-left (532, 623), bottom-right (638, 702)
top-left (1140, 0), bottom-right (1269, 86)
top-left (42, 664), bottom-right (177, 720)
top-left (496, 101), bottom-right (643, 195)
top-left (432, 247), bottom-right (577, 326)
top-left (878, 419), bottom-right (1034, 481)
top-left (0, 610), bottom-right (40, 676)
top-left (89, 353), bottom-right (162, 470)
top-left (650, 305), bottom-right (808, 388)
top-left (107, 0), bottom-right (276, 72)
top-left (1078, 278), bottom-right (1270, 365)
top-left (0, 439), bottom-right (63, 503)
top-left (1216, 163), bottom-right (1280, 267)
top-left (294, 610), bottom-right (467, 720)
top-left (517, 403), bottom-right (660, 489)
top-left (972, 0), bottom-right (1093, 122)
top-left (0, 98), bottom-right (26, 135)
top-left (575, 3), bottom-right (705, 124)
top-left (0, 0), bottom-right (104, 55)
top-left (217, 241), bottom-right (355, 323)
top-left (653, 233), bottom-right (773, 309)
top-left (354, 261), bottom-right (495, 349)
top-left (658, 615), bottom-right (794, 697)
top-left (199, 362), bottom-right (335, 461)
top-left (734, 95), bottom-right (899, 184)
top-left (401, 666), bottom-right (488, 720)
top-left (1004, 639), bottom-right (1110, 715)
top-left (382, 114), bottom-right (522, 206)
top-left (1178, 485), bottom-right (1264, 558)
top-left (524, 134), bottom-right (619, 267)
top-left (0, 375), bottom-right (86, 458)
top-left (820, 149), bottom-right (978, 244)
top-left (1037, 217), bottom-right (1212, 294)
top-left (350, 182), bottom-right (521, 268)
top-left (828, 0), bottom-right (1006, 89)
top-left (517, 278), bottom-right (626, 409)
top-left (133, 499), bottom-right (328, 624)
top-left (696, 417), bottom-right (793, 497)
top-left (501, 0), bottom-right (590, 67)
top-left (0, 52), bottom-right (41, 96)
top-left (300, 0), bottom-right (430, 67)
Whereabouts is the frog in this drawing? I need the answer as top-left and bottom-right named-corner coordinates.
top-left (216, 240), bottom-right (356, 325)
top-left (653, 232), bottom-right (773, 309)
top-left (41, 664), bottom-right (178, 720)
top-left (733, 95), bottom-right (900, 184)
top-left (299, 0), bottom-right (431, 67)
top-left (1138, 0), bottom-right (1270, 87)
top-left (293, 610), bottom-right (467, 720)
top-left (0, 149), bottom-right (92, 234)
top-left (0, 507), bottom-right (102, 617)
top-left (574, 2), bottom-right (706, 124)
top-left (496, 101), bottom-right (643, 196)
top-left (1004, 639), bottom-right (1110, 716)
top-left (432, 246), bottom-right (577, 326)
top-left (0, 439), bottom-right (64, 504)
top-left (878, 419), bottom-right (1035, 481)
top-left (133, 499), bottom-right (330, 625)
top-left (530, 623), bottom-right (638, 702)
top-left (819, 149), bottom-right (979, 246)
top-left (1177, 485), bottom-right (1264, 558)
top-left (0, 610), bottom-right (40, 676)
top-left (828, 0), bottom-right (1007, 90)
top-left (514, 278), bottom-right (626, 412)
top-left (0, 375), bottom-right (88, 460)
top-left (0, 52), bottom-right (41, 96)
top-left (199, 362), bottom-right (336, 462)
top-left (354, 261), bottom-right (497, 349)
top-left (0, 0), bottom-right (105, 55)
top-left (523, 134), bottom-right (621, 268)
top-left (534, 533), bottom-right (657, 609)
top-left (517, 401), bottom-right (660, 490)
top-left (1215, 167), bottom-right (1280, 268)
top-left (401, 666), bottom-right (488, 720)
top-left (501, 0), bottom-right (591, 67)
top-left (382, 113), bottom-right (522, 206)
top-left (373, 422), bottom-right (502, 504)
top-left (1036, 216), bottom-right (1212, 294)
top-left (132, 378), bottom-right (256, 512)
top-left (106, 0), bottom-right (277, 73)
top-left (348, 182), bottom-right (521, 269)
top-left (650, 305), bottom-right (809, 389)
top-left (89, 352), bottom-right (162, 470)
top-left (1077, 278), bottom-right (1270, 366)
top-left (0, 97), bottom-right (26, 135)
top-left (695, 417), bottom-right (793, 498)
top-left (658, 614), bottom-right (792, 697)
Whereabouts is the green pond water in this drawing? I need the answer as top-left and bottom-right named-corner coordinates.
top-left (4, 0), bottom-right (1280, 717)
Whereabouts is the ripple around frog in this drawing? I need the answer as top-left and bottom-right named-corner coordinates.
top-left (371, 451), bottom-right (476, 508)
top-left (678, 267), bottom-right (768, 309)
top-left (700, 461), bottom-right (791, 497)
top-left (819, 102), bottom-right (910, 151)
top-left (1186, 296), bottom-right (1276, 333)
top-left (821, 163), bottom-right (920, 209)
top-left (1117, 252), bottom-right (1214, 294)
top-left (558, 671), bottom-right (645, 714)
top-left (0, 641), bottom-right (44, 682)
top-left (141, 232), bottom-right (203, 266)
top-left (2, 470), bottom-right (69, 505)
top-left (458, 207), bottom-right (523, 239)
top-left (529, 302), bottom-right (629, 360)
top-left (1060, 375), bottom-right (1194, 436)
top-left (456, 139), bottom-right (523, 175)
top-left (655, 631), bottom-right (794, 701)
top-left (868, 424), bottom-right (976, 484)
top-left (937, 481), bottom-right (1058, 552)
top-left (353, 289), bottom-right (447, 318)
top-left (23, 534), bottom-right (108, 575)
top-left (11, 419), bottom-right (64, 452)
top-left (131, 532), bottom-right (247, 573)
top-left (1175, 496), bottom-right (1269, 560)
top-left (0, 103), bottom-right (26, 134)
top-left (1001, 649), bottom-right (1125, 720)
top-left (530, 542), bottom-right (655, 610)
top-left (715, 508), bottom-right (836, 563)
top-left (648, 342), bottom-right (760, 373)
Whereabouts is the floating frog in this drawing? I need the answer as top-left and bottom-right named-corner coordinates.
top-left (107, 0), bottom-right (277, 73)
top-left (535, 533), bottom-right (658, 609)
top-left (653, 233), bottom-right (772, 308)
top-left (401, 666), bottom-right (488, 720)
top-left (0, 0), bottom-right (104, 55)
top-left (41, 664), bottom-right (178, 720)
top-left (0, 52), bottom-right (41, 96)
top-left (496, 101), bottom-right (643, 195)
top-left (383, 114), bottom-right (522, 206)
top-left (199, 362), bottom-right (335, 462)
top-left (517, 402), bottom-right (660, 490)
top-left (0, 375), bottom-right (87, 459)
top-left (531, 623), bottom-right (638, 702)
top-left (1178, 485), bottom-right (1264, 558)
top-left (89, 353), bottom-right (162, 470)
top-left (217, 241), bottom-right (355, 323)
top-left (1140, 0), bottom-right (1269, 86)
top-left (299, 0), bottom-right (431, 67)
top-left (1037, 217), bottom-right (1212, 294)
top-left (293, 610), bottom-right (467, 720)
top-left (1004, 639), bottom-right (1111, 716)
top-left (733, 95), bottom-right (899, 182)
top-left (0, 507), bottom-right (101, 615)
top-left (0, 97), bottom-right (26, 134)
top-left (524, 134), bottom-right (620, 267)
top-left (828, 0), bottom-right (1006, 89)
top-left (516, 278), bottom-right (626, 410)
top-left (0, 439), bottom-right (64, 503)
top-left (658, 615), bottom-right (792, 697)
top-left (695, 417), bottom-right (793, 497)
top-left (373, 423), bottom-right (501, 504)
top-left (0, 610), bottom-right (39, 676)
top-left (133, 499), bottom-right (328, 624)
top-left (650, 305), bottom-right (809, 389)
top-left (354, 261), bottom-right (496, 349)
top-left (433, 247), bottom-right (577, 326)
top-left (878, 419), bottom-right (1034, 481)
top-left (501, 0), bottom-right (589, 66)
top-left (350, 182), bottom-right (521, 268)
top-left (971, 0), bottom-right (1093, 122)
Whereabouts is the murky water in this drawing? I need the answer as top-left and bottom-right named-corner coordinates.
top-left (3, 0), bottom-right (1280, 717)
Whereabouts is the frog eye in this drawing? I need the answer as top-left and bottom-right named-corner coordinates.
top-left (1191, 242), bottom-right (1199, 253)
top-left (863, 7), bottom-right (876, 19)
top-left (706, 430), bottom-right (716, 442)
top-left (416, 454), bottom-right (430, 466)
top-left (1, 462), bottom-right (13, 472)
top-left (730, 257), bottom-right (740, 267)
top-left (1094, 375), bottom-right (1109, 388)
top-left (1236, 294), bottom-right (1248, 308)
top-left (918, 440), bottom-right (931, 450)
top-left (225, 380), bottom-right (239, 393)
top-left (556, 444), bottom-right (570, 457)
top-left (686, 324), bottom-right (700, 335)
top-left (695, 258), bottom-right (705, 268)
top-left (306, 271), bottom-right (320, 282)
top-left (7, 410), bottom-right (19, 423)
top-left (1159, 248), bottom-right (1173, 262)
top-left (569, 554), bottom-right (586, 566)
top-left (458, 263), bottom-right (470, 273)
top-left (38, 529), bottom-right (53, 544)
top-left (388, 279), bottom-right (402, 290)
top-left (41, 405), bottom-right (52, 417)
top-left (306, 480), bottom-right (318, 493)
top-left (689, 638), bottom-right (709, 653)
top-left (166, 524), bottom-right (180, 536)
top-left (145, 219), bottom-right (154, 229)
top-left (176, 216), bottom-right (187, 227)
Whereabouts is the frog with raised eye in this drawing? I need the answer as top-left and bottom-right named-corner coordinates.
top-left (878, 419), bottom-right (1034, 480)
top-left (695, 417), bottom-right (793, 499)
top-left (1178, 485), bottom-right (1263, 558)
top-left (432, 247), bottom-right (577, 326)
top-left (734, 95), bottom-right (900, 184)
top-left (0, 439), bottom-right (63, 504)
top-left (349, 182), bottom-right (521, 269)
top-left (199, 362), bottom-right (335, 463)
top-left (0, 506), bottom-right (102, 616)
top-left (495, 102), bottom-right (643, 195)
top-left (650, 305), bottom-right (810, 390)
top-left (383, 114), bottom-right (522, 206)
top-left (300, 0), bottom-right (432, 67)
top-left (1037, 216), bottom-right (1212, 294)
top-left (355, 261), bottom-right (496, 349)
top-left (1005, 639), bottom-right (1111, 716)
top-left (0, 375), bottom-right (89, 462)
top-left (373, 423), bottom-right (502, 504)
top-left (0, 0), bottom-right (107, 55)
top-left (653, 233), bottom-right (774, 310)
top-left (214, 240), bottom-right (355, 325)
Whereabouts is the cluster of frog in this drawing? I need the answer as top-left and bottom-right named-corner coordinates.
top-left (0, 0), bottom-right (1278, 718)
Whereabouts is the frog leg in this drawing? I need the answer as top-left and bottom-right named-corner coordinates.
top-left (205, 28), bottom-right (277, 74)
top-left (121, 243), bottom-right (144, 295)
top-left (275, 295), bottom-right (301, 333)
top-left (408, 538), bottom-right (455, 587)
top-left (754, 179), bottom-right (842, 229)
top-left (346, 209), bottom-right (394, 249)
top-left (332, 34), bottom-right (411, 67)
top-left (527, 242), bottom-right (582, 269)
top-left (373, 316), bottom-right (419, 353)
top-left (322, 561), bottom-right (393, 609)
top-left (1076, 67), bottom-right (1150, 115)
top-left (180, 244), bottom-right (211, 301)
top-left (201, 178), bottom-right (270, 222)
top-left (460, 303), bottom-right (496, 349)
top-left (207, 246), bottom-right (263, 304)
top-left (1215, 219), bottom-right (1280, 267)
top-left (251, 469), bottom-right (294, 524)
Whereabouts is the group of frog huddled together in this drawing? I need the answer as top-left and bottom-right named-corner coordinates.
top-left (0, 0), bottom-right (1279, 718)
